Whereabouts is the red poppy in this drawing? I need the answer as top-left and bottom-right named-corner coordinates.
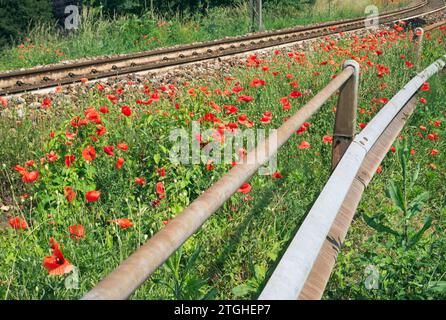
top-left (47, 151), bottom-right (58, 162)
top-left (85, 190), bottom-right (101, 203)
top-left (65, 155), bottom-right (75, 168)
top-left (390, 146), bottom-right (396, 153)
top-left (103, 146), bottom-right (115, 156)
top-left (115, 157), bottom-right (125, 169)
top-left (434, 120), bottom-right (441, 127)
top-left (249, 78), bottom-right (266, 87)
top-left (298, 141), bottom-right (311, 149)
top-left (156, 182), bottom-right (166, 199)
top-left (99, 106), bottom-right (109, 113)
top-left (22, 171), bottom-right (39, 183)
top-left (121, 106), bottom-right (132, 116)
top-left (323, 135), bottom-right (333, 144)
top-left (427, 134), bottom-right (435, 141)
top-left (111, 218), bottom-right (133, 229)
top-left (421, 82), bottom-right (430, 91)
top-left (82, 146), bottom-right (96, 162)
top-left (237, 95), bottom-right (253, 102)
top-left (238, 183), bottom-right (252, 194)
top-left (157, 167), bottom-right (166, 177)
top-left (68, 224), bottom-right (85, 240)
top-left (376, 166), bottom-right (382, 174)
top-left (8, 217), bottom-right (28, 230)
top-left (272, 171), bottom-right (283, 179)
top-left (117, 143), bottom-right (129, 151)
top-left (430, 149), bottom-right (439, 156)
top-left (95, 125), bottom-right (106, 137)
top-left (135, 177), bottom-right (146, 185)
top-left (43, 238), bottom-right (73, 276)
top-left (42, 98), bottom-right (52, 109)
top-left (25, 160), bottom-right (34, 166)
top-left (289, 91), bottom-right (302, 99)
top-left (405, 61), bottom-right (414, 68)
top-left (64, 186), bottom-right (76, 203)
top-left (232, 86), bottom-right (243, 93)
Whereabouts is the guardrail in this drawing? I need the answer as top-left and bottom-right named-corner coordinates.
top-left (82, 59), bottom-right (360, 300)
top-left (259, 53), bottom-right (446, 300)
top-left (82, 28), bottom-right (446, 300)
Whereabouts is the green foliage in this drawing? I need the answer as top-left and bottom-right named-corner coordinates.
top-left (0, 0), bottom-right (54, 48)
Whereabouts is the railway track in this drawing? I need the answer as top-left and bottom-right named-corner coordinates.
top-left (0, 0), bottom-right (445, 97)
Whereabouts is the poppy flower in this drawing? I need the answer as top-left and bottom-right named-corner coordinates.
top-left (103, 146), bottom-right (115, 156)
top-left (68, 225), bottom-right (85, 240)
top-left (289, 91), bottom-right (302, 99)
top-left (117, 143), bottom-right (129, 151)
top-left (237, 95), bottom-right (253, 102)
top-left (115, 157), bottom-right (125, 169)
top-left (85, 190), bottom-right (101, 203)
top-left (260, 112), bottom-right (272, 124)
top-left (427, 134), bottom-right (435, 141)
top-left (111, 218), bottom-right (134, 229)
top-left (22, 171), bottom-right (39, 183)
top-left (421, 82), bottom-right (430, 91)
top-left (298, 141), bottom-right (311, 149)
top-left (26, 160), bottom-right (34, 166)
top-left (359, 123), bottom-right (366, 129)
top-left (238, 183), bottom-right (252, 194)
top-left (272, 171), bottom-right (283, 179)
top-left (249, 78), bottom-right (266, 87)
top-left (47, 151), bottom-right (58, 162)
top-left (238, 114), bottom-right (248, 125)
top-left (82, 146), bottom-right (96, 162)
top-left (99, 106), bottom-right (109, 113)
top-left (323, 135), bottom-right (333, 143)
top-left (156, 182), bottom-right (166, 199)
top-left (405, 61), bottom-right (414, 68)
top-left (157, 167), bottom-right (166, 177)
top-left (430, 149), bottom-right (439, 156)
top-left (434, 120), bottom-right (441, 127)
top-left (390, 146), bottom-right (396, 153)
top-left (224, 105), bottom-right (238, 115)
top-left (376, 166), bottom-right (382, 174)
top-left (121, 106), bottom-right (132, 116)
top-left (64, 186), bottom-right (76, 203)
top-left (8, 217), bottom-right (28, 230)
top-left (65, 155), bottom-right (75, 168)
top-left (135, 177), bottom-right (146, 185)
top-left (419, 98), bottom-right (427, 104)
top-left (42, 98), bottom-right (52, 109)
top-left (43, 238), bottom-right (73, 276)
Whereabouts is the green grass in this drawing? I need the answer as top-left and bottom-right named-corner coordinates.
top-left (0, 25), bottom-right (445, 300)
top-left (0, 0), bottom-right (407, 71)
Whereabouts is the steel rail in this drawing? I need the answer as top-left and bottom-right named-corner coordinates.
top-left (82, 63), bottom-right (358, 300)
top-left (258, 54), bottom-right (446, 300)
top-left (2, 0), bottom-right (442, 96)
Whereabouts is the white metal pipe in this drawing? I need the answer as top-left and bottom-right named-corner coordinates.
top-left (258, 54), bottom-right (446, 300)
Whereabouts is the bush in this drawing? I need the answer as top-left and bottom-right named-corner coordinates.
top-left (0, 0), bottom-right (54, 48)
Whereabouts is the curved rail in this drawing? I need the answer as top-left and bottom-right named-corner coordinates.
top-left (2, 0), bottom-right (445, 96)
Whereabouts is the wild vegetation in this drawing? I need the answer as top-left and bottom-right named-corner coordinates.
top-left (0, 21), bottom-right (445, 299)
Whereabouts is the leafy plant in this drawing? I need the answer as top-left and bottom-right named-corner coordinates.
top-left (363, 141), bottom-right (432, 248)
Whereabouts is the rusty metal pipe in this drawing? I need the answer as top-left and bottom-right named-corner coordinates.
top-left (82, 65), bottom-right (356, 300)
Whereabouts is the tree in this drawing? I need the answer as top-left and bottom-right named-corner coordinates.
top-left (0, 0), bottom-right (54, 48)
